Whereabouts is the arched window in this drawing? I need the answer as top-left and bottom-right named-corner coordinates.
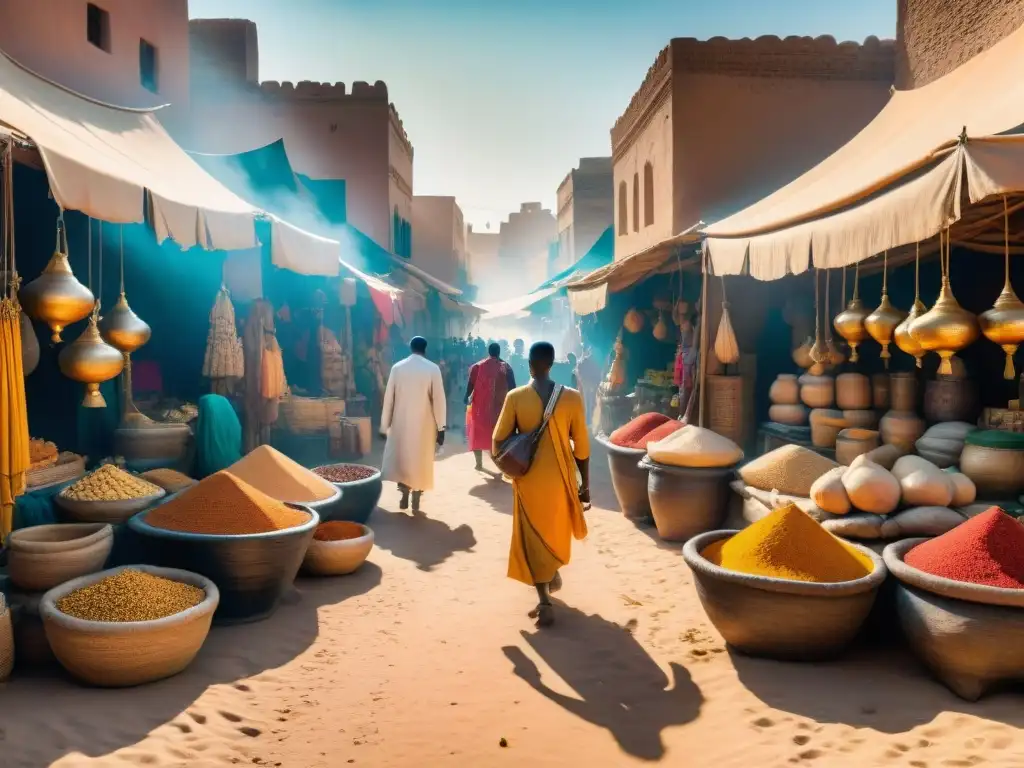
top-left (632, 173), bottom-right (640, 233)
top-left (643, 162), bottom-right (654, 227)
top-left (617, 181), bottom-right (627, 235)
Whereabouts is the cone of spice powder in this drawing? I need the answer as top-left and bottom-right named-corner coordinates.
top-left (702, 503), bottom-right (874, 583)
top-left (636, 418), bottom-right (685, 449)
top-left (609, 413), bottom-right (672, 449)
top-left (904, 507), bottom-right (1024, 589)
top-left (225, 445), bottom-right (336, 502)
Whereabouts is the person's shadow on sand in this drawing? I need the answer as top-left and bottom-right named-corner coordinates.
top-left (371, 507), bottom-right (477, 572)
top-left (502, 608), bottom-right (702, 761)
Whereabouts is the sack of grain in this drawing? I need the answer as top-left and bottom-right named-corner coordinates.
top-left (810, 466), bottom-right (851, 515)
top-left (647, 425), bottom-right (743, 469)
top-left (947, 471), bottom-right (977, 507)
top-left (823, 512), bottom-right (887, 540)
top-left (737, 445), bottom-right (838, 497)
top-left (892, 454), bottom-right (939, 483)
top-left (880, 506), bottom-right (965, 539)
top-left (842, 461), bottom-right (900, 515)
top-left (851, 443), bottom-right (904, 471)
top-left (900, 468), bottom-right (954, 508)
top-left (743, 486), bottom-right (834, 523)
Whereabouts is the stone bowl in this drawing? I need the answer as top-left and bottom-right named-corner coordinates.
top-left (312, 464), bottom-right (382, 524)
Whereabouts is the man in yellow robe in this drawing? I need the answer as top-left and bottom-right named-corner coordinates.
top-left (493, 341), bottom-right (590, 627)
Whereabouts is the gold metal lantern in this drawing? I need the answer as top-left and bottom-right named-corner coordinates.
top-left (910, 230), bottom-right (979, 376)
top-left (864, 251), bottom-right (906, 368)
top-left (894, 242), bottom-right (926, 367)
top-left (19, 215), bottom-right (94, 343)
top-left (833, 263), bottom-right (871, 362)
top-left (979, 197), bottom-right (1024, 380)
top-left (58, 312), bottom-right (126, 407)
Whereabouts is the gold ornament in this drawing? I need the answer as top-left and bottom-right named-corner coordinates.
top-left (833, 263), bottom-right (870, 362)
top-left (58, 312), bottom-right (125, 407)
top-left (19, 215), bottom-right (94, 343)
top-left (894, 242), bottom-right (926, 367)
top-left (99, 291), bottom-right (151, 353)
top-left (864, 251), bottom-right (906, 368)
top-left (809, 269), bottom-right (828, 365)
top-left (910, 229), bottom-right (979, 376)
top-left (979, 197), bottom-right (1024, 380)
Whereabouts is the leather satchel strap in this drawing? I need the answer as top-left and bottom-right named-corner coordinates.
top-left (536, 384), bottom-right (563, 439)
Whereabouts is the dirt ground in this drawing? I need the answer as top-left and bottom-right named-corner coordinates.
top-left (3, 436), bottom-right (1024, 767)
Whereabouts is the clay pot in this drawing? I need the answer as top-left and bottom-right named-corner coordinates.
top-left (872, 374), bottom-right (891, 410)
top-left (768, 404), bottom-right (809, 426)
top-left (924, 376), bottom-right (978, 424)
top-left (890, 373), bottom-right (918, 412)
top-left (959, 445), bottom-right (1024, 499)
top-left (843, 410), bottom-right (879, 430)
top-left (836, 428), bottom-right (880, 467)
top-left (642, 458), bottom-right (733, 542)
top-left (809, 409), bottom-right (847, 448)
top-left (793, 340), bottom-right (814, 370)
top-left (836, 373), bottom-right (871, 410)
top-left (769, 374), bottom-right (800, 405)
top-left (880, 410), bottom-right (926, 452)
top-left (800, 375), bottom-right (835, 409)
top-left (597, 438), bottom-right (651, 521)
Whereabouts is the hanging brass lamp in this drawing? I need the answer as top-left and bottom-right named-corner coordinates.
top-left (833, 262), bottom-right (871, 362)
top-left (58, 310), bottom-right (125, 407)
top-left (99, 226), bottom-right (150, 354)
top-left (864, 250), bottom-right (907, 368)
top-left (19, 212), bottom-right (94, 343)
top-left (808, 269), bottom-right (828, 366)
top-left (894, 242), bottom-right (926, 367)
top-left (910, 229), bottom-right (979, 375)
top-left (979, 196), bottom-right (1024, 380)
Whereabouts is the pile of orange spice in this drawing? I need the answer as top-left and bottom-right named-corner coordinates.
top-left (226, 445), bottom-right (335, 502)
top-left (313, 521), bottom-right (366, 542)
top-left (145, 471), bottom-right (310, 535)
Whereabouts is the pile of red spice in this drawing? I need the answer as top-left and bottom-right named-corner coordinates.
top-left (314, 521), bottom-right (366, 542)
top-left (608, 413), bottom-right (672, 449)
top-left (637, 418), bottom-right (685, 448)
top-left (904, 507), bottom-right (1024, 589)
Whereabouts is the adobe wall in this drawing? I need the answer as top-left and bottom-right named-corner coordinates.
top-left (896, 0), bottom-right (1024, 89)
top-left (412, 196), bottom-right (461, 286)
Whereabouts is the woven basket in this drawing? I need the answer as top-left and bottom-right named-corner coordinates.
top-left (39, 565), bottom-right (219, 687)
top-left (56, 489), bottom-right (166, 525)
top-left (0, 594), bottom-right (13, 682)
top-left (302, 525), bottom-right (375, 576)
top-left (26, 452), bottom-right (86, 491)
top-left (707, 375), bottom-right (745, 446)
top-left (7, 524), bottom-right (114, 592)
top-left (281, 396), bottom-right (346, 435)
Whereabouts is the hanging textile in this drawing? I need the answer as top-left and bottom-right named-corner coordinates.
top-left (242, 300), bottom-right (283, 452)
top-left (0, 142), bottom-right (29, 540)
top-left (202, 286), bottom-right (245, 394)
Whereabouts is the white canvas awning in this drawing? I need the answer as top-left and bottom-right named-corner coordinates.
top-left (704, 22), bottom-right (1024, 280)
top-left (0, 50), bottom-right (339, 277)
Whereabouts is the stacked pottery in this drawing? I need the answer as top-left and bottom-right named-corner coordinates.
top-left (872, 374), bottom-right (891, 411)
top-left (836, 373), bottom-right (874, 433)
top-left (924, 375), bottom-right (978, 424)
top-left (801, 375), bottom-right (842, 448)
top-left (880, 373), bottom-right (925, 452)
top-left (768, 374), bottom-right (807, 426)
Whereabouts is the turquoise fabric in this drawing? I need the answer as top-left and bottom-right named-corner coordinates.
top-left (195, 394), bottom-right (243, 478)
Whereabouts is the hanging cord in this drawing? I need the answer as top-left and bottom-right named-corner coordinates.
top-left (1004, 195), bottom-right (1011, 291)
top-left (841, 265), bottom-right (847, 306)
top-left (1, 142), bottom-right (11, 301)
top-left (914, 241), bottom-right (920, 301)
top-left (96, 219), bottom-right (103, 317)
top-left (853, 260), bottom-right (860, 301)
top-left (824, 269), bottom-right (832, 342)
top-left (119, 223), bottom-right (125, 296)
top-left (86, 215), bottom-right (92, 295)
top-left (881, 250), bottom-right (889, 295)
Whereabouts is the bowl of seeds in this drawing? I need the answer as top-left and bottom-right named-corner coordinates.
top-left (311, 463), bottom-right (381, 524)
top-left (39, 565), bottom-right (219, 687)
top-left (302, 522), bottom-right (375, 576)
top-left (56, 464), bottom-right (166, 524)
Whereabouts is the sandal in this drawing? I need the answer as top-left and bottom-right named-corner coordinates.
top-left (534, 603), bottom-right (555, 628)
top-left (549, 572), bottom-right (563, 594)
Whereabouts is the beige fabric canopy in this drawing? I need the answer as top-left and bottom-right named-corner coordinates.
top-left (704, 21), bottom-right (1024, 280)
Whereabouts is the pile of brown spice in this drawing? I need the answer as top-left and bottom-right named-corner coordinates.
top-left (56, 569), bottom-right (205, 623)
top-left (145, 471), bottom-right (310, 535)
top-left (226, 445), bottom-right (335, 502)
top-left (313, 521), bottom-right (367, 541)
top-left (313, 464), bottom-right (378, 483)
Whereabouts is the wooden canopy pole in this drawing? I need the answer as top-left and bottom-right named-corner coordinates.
top-left (698, 245), bottom-right (709, 427)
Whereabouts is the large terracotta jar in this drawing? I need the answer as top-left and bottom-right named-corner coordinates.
top-left (809, 408), bottom-right (847, 448)
top-left (872, 373), bottom-right (891, 410)
top-left (880, 410), bottom-right (926, 452)
top-left (836, 428), bottom-right (880, 466)
top-left (836, 373), bottom-right (871, 410)
top-left (768, 404), bottom-right (809, 426)
top-left (800, 375), bottom-right (835, 409)
top-left (924, 376), bottom-right (978, 424)
top-left (769, 374), bottom-right (800, 405)
top-left (890, 373), bottom-right (918, 412)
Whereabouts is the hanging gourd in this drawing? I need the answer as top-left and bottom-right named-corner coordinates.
top-left (979, 196), bottom-right (1024, 380)
top-left (652, 311), bottom-right (670, 342)
top-left (894, 242), bottom-right (926, 368)
top-left (910, 229), bottom-right (979, 376)
top-left (19, 211), bottom-right (94, 343)
top-left (864, 250), bottom-right (906, 368)
top-left (623, 308), bottom-right (644, 334)
top-left (808, 269), bottom-right (828, 367)
top-left (57, 218), bottom-right (124, 408)
top-left (823, 269), bottom-right (845, 366)
top-left (713, 277), bottom-right (739, 365)
top-left (833, 262), bottom-right (871, 362)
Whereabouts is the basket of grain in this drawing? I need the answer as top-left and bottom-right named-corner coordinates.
top-left (883, 509), bottom-right (1024, 701)
top-left (311, 463), bottom-right (382, 524)
top-left (682, 504), bottom-right (886, 661)
top-left (56, 465), bottom-right (166, 524)
top-left (128, 471), bottom-right (319, 625)
top-left (39, 565), bottom-right (218, 687)
top-left (0, 593), bottom-right (13, 682)
top-left (302, 522), bottom-right (375, 576)
top-left (6, 523), bottom-right (114, 592)
top-left (26, 451), bottom-right (86, 491)
top-left (225, 445), bottom-right (342, 519)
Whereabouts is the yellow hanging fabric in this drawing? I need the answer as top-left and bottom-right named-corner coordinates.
top-left (0, 143), bottom-right (29, 540)
top-left (260, 339), bottom-right (287, 400)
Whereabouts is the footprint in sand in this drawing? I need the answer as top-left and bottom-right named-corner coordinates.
top-left (909, 762), bottom-right (928, 768)
top-left (752, 717), bottom-right (775, 728)
top-left (219, 711), bottom-right (244, 723)
top-left (793, 735), bottom-right (811, 746)
top-left (171, 722), bottom-right (192, 734)
top-left (187, 712), bottom-right (207, 726)
top-left (239, 726), bottom-right (262, 738)
top-left (798, 749), bottom-right (823, 760)
top-left (234, 683), bottom-right (252, 693)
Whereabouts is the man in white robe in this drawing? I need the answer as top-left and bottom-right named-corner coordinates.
top-left (380, 336), bottom-right (447, 512)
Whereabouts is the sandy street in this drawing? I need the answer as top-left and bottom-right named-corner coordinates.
top-left (3, 438), bottom-right (1024, 767)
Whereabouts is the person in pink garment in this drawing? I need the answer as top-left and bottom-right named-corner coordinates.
top-left (465, 342), bottom-right (516, 471)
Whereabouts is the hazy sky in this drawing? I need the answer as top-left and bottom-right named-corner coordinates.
top-left (189, 0), bottom-right (895, 230)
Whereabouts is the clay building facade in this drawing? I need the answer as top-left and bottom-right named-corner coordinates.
top-left (0, 0), bottom-right (190, 110)
top-left (498, 203), bottom-right (557, 297)
top-left (611, 35), bottom-right (895, 262)
top-left (186, 18), bottom-right (413, 253)
top-left (411, 195), bottom-right (469, 290)
top-left (556, 157), bottom-right (613, 275)
top-left (466, 224), bottom-right (501, 300)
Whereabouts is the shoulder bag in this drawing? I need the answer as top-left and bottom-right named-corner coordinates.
top-left (493, 384), bottom-right (563, 478)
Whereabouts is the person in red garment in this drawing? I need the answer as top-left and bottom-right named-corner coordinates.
top-left (465, 342), bottom-right (516, 471)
